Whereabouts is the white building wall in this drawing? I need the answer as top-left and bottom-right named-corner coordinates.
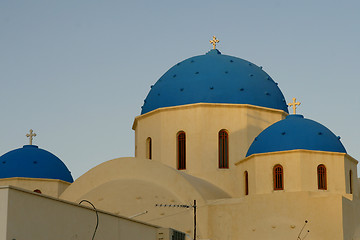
top-left (3, 186), bottom-right (159, 240)
top-left (133, 103), bottom-right (286, 197)
top-left (0, 187), bottom-right (8, 240)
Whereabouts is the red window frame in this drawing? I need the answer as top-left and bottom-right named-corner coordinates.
top-left (317, 164), bottom-right (327, 190)
top-left (244, 171), bottom-right (249, 195)
top-left (350, 170), bottom-right (353, 194)
top-left (177, 131), bottom-right (186, 170)
top-left (218, 130), bottom-right (229, 168)
top-left (146, 137), bottom-right (152, 160)
top-left (273, 164), bottom-right (284, 190)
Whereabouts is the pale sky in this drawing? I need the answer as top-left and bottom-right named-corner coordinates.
top-left (1, 0), bottom-right (359, 179)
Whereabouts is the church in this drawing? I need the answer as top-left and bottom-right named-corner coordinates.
top-left (1, 37), bottom-right (360, 240)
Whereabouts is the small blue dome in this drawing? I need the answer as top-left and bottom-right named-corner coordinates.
top-left (0, 145), bottom-right (73, 183)
top-left (141, 49), bottom-right (288, 114)
top-left (246, 115), bottom-right (346, 157)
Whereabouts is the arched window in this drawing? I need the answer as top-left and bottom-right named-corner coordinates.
top-left (146, 137), bottom-right (152, 159)
top-left (244, 171), bottom-right (249, 195)
top-left (317, 164), bottom-right (327, 190)
top-left (218, 129), bottom-right (229, 168)
top-left (350, 170), bottom-right (353, 194)
top-left (177, 131), bottom-right (186, 170)
top-left (273, 164), bottom-right (284, 190)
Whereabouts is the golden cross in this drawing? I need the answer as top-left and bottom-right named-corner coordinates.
top-left (209, 36), bottom-right (219, 49)
top-left (26, 129), bottom-right (37, 145)
top-left (288, 97), bottom-right (301, 114)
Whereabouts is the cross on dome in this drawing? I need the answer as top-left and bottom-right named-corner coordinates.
top-left (288, 97), bottom-right (301, 114)
top-left (209, 36), bottom-right (219, 49)
top-left (26, 129), bottom-right (37, 145)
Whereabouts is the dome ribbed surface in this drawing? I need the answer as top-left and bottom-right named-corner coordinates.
top-left (141, 49), bottom-right (288, 114)
top-left (0, 145), bottom-right (73, 183)
top-left (246, 115), bottom-right (347, 157)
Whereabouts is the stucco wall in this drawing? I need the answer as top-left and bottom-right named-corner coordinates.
top-left (236, 150), bottom-right (358, 197)
top-left (133, 103), bottom-right (286, 196)
top-left (208, 192), bottom-right (344, 240)
top-left (0, 188), bottom-right (8, 240)
top-left (2, 186), bottom-right (159, 240)
top-left (0, 177), bottom-right (70, 197)
top-left (61, 157), bottom-right (231, 239)
top-left (59, 153), bottom-right (360, 239)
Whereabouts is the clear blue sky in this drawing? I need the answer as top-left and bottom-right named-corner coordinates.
top-left (1, 0), bottom-right (359, 179)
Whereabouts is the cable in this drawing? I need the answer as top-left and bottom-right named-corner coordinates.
top-left (79, 200), bottom-right (99, 240)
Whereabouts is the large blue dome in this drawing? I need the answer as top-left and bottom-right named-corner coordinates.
top-left (246, 115), bottom-right (346, 157)
top-left (141, 49), bottom-right (288, 114)
top-left (0, 145), bottom-right (73, 183)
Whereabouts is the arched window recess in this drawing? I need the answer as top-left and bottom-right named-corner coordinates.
top-left (317, 164), bottom-right (327, 190)
top-left (349, 170), bottom-right (353, 194)
top-left (273, 164), bottom-right (284, 190)
top-left (244, 171), bottom-right (249, 196)
top-left (146, 137), bottom-right (152, 160)
top-left (177, 131), bottom-right (186, 170)
top-left (218, 129), bottom-right (229, 169)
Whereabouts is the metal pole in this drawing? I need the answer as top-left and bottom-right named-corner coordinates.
top-left (155, 201), bottom-right (197, 240)
top-left (193, 200), bottom-right (196, 240)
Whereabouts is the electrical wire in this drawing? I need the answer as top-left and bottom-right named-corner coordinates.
top-left (79, 199), bottom-right (99, 240)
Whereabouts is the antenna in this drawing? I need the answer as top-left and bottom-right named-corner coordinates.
top-left (302, 230), bottom-right (310, 240)
top-left (129, 210), bottom-right (148, 219)
top-left (155, 200), bottom-right (197, 240)
top-left (297, 220), bottom-right (310, 240)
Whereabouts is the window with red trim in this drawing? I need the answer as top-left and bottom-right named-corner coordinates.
top-left (273, 164), bottom-right (283, 190)
top-left (317, 164), bottom-right (327, 190)
top-left (177, 131), bottom-right (186, 170)
top-left (244, 171), bottom-right (249, 195)
top-left (146, 137), bottom-right (152, 160)
top-left (350, 170), bottom-right (353, 194)
top-left (218, 130), bottom-right (229, 168)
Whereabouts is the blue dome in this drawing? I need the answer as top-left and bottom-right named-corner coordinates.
top-left (246, 115), bottom-right (346, 157)
top-left (141, 49), bottom-right (288, 114)
top-left (0, 145), bottom-right (73, 183)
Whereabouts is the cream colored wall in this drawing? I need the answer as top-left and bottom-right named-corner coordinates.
top-left (58, 154), bottom-right (360, 240)
top-left (236, 150), bottom-right (358, 197)
top-left (342, 197), bottom-right (360, 240)
top-left (2, 186), bottom-right (160, 240)
top-left (344, 155), bottom-right (359, 197)
top-left (0, 187), bottom-right (8, 240)
top-left (341, 156), bottom-right (360, 240)
top-left (61, 157), bottom-right (230, 239)
top-left (343, 197), bottom-right (355, 240)
top-left (133, 103), bottom-right (286, 196)
top-left (56, 100), bottom-right (360, 239)
top-left (0, 177), bottom-right (70, 197)
top-left (208, 191), bottom-right (345, 240)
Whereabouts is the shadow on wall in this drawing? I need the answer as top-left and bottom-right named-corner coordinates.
top-left (231, 112), bottom-right (275, 159)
